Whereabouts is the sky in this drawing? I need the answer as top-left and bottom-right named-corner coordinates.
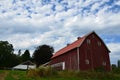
top-left (0, 0), bottom-right (120, 65)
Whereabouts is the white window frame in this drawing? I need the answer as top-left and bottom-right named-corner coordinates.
top-left (85, 59), bottom-right (89, 64)
top-left (87, 39), bottom-right (91, 44)
top-left (102, 61), bottom-right (106, 66)
top-left (98, 41), bottom-right (101, 46)
top-left (92, 34), bottom-right (94, 38)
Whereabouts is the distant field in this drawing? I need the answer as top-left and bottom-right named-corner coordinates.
top-left (0, 70), bottom-right (120, 80)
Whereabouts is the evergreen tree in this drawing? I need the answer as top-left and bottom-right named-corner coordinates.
top-left (18, 49), bottom-right (21, 56)
top-left (21, 50), bottom-right (30, 62)
top-left (118, 60), bottom-right (120, 68)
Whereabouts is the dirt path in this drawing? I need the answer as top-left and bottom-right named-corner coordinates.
top-left (0, 71), bottom-right (8, 80)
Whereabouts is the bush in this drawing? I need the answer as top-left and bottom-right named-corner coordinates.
top-left (27, 66), bottom-right (57, 77)
top-left (27, 69), bottom-right (39, 77)
top-left (94, 66), bottom-right (105, 72)
top-left (112, 66), bottom-right (120, 74)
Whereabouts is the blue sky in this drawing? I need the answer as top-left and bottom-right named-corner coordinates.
top-left (0, 0), bottom-right (120, 65)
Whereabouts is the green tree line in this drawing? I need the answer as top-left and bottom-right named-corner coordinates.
top-left (0, 41), bottom-right (31, 69)
top-left (0, 41), bottom-right (54, 69)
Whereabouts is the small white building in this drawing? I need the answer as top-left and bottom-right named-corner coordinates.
top-left (13, 60), bottom-right (35, 70)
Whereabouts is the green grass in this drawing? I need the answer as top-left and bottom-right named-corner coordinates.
top-left (0, 70), bottom-right (4, 73)
top-left (0, 69), bottom-right (120, 80)
top-left (2, 70), bottom-right (32, 80)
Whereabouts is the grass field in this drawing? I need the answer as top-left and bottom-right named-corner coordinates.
top-left (0, 69), bottom-right (120, 80)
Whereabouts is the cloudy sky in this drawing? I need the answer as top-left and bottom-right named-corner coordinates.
top-left (0, 0), bottom-right (120, 64)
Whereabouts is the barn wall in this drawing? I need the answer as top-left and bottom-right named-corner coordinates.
top-left (50, 48), bottom-right (78, 70)
top-left (79, 33), bottom-right (111, 71)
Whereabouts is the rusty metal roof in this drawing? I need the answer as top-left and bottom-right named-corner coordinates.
top-left (52, 34), bottom-right (86, 59)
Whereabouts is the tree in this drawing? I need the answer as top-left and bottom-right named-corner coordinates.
top-left (0, 41), bottom-right (14, 67)
top-left (8, 54), bottom-right (21, 67)
top-left (18, 49), bottom-right (21, 56)
top-left (118, 60), bottom-right (120, 68)
top-left (33, 44), bottom-right (54, 68)
top-left (0, 41), bottom-right (20, 68)
top-left (21, 50), bottom-right (30, 62)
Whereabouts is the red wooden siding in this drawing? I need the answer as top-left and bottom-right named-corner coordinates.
top-left (79, 33), bottom-right (111, 71)
top-left (51, 48), bottom-right (78, 70)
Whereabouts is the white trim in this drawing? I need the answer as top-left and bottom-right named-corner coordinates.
top-left (63, 62), bottom-right (65, 70)
top-left (51, 62), bottom-right (65, 70)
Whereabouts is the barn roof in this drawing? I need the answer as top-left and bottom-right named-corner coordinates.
top-left (21, 60), bottom-right (34, 65)
top-left (52, 32), bottom-right (91, 59)
top-left (12, 60), bottom-right (35, 70)
top-left (52, 37), bottom-right (85, 58)
top-left (52, 31), bottom-right (110, 59)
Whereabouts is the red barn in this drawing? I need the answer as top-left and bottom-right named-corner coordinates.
top-left (50, 31), bottom-right (111, 71)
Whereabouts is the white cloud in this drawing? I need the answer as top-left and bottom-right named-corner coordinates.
top-left (107, 43), bottom-right (120, 56)
top-left (114, 0), bottom-right (120, 6)
top-left (91, 3), bottom-right (100, 11)
top-left (0, 0), bottom-right (120, 64)
top-left (107, 43), bottom-right (120, 64)
top-left (55, 4), bottom-right (64, 12)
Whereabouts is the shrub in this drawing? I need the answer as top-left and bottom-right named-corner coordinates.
top-left (27, 69), bottom-right (39, 77)
top-left (94, 66), bottom-right (105, 72)
top-left (27, 66), bottom-right (57, 77)
top-left (112, 66), bottom-right (120, 74)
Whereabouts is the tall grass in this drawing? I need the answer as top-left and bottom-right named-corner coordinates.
top-left (0, 68), bottom-right (120, 80)
top-left (27, 66), bottom-right (120, 80)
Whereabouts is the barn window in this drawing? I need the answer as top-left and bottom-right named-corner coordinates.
top-left (87, 39), bottom-right (91, 44)
top-left (92, 34), bottom-right (94, 38)
top-left (102, 62), bottom-right (106, 66)
top-left (98, 41), bottom-right (101, 46)
top-left (85, 59), bottom-right (89, 64)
